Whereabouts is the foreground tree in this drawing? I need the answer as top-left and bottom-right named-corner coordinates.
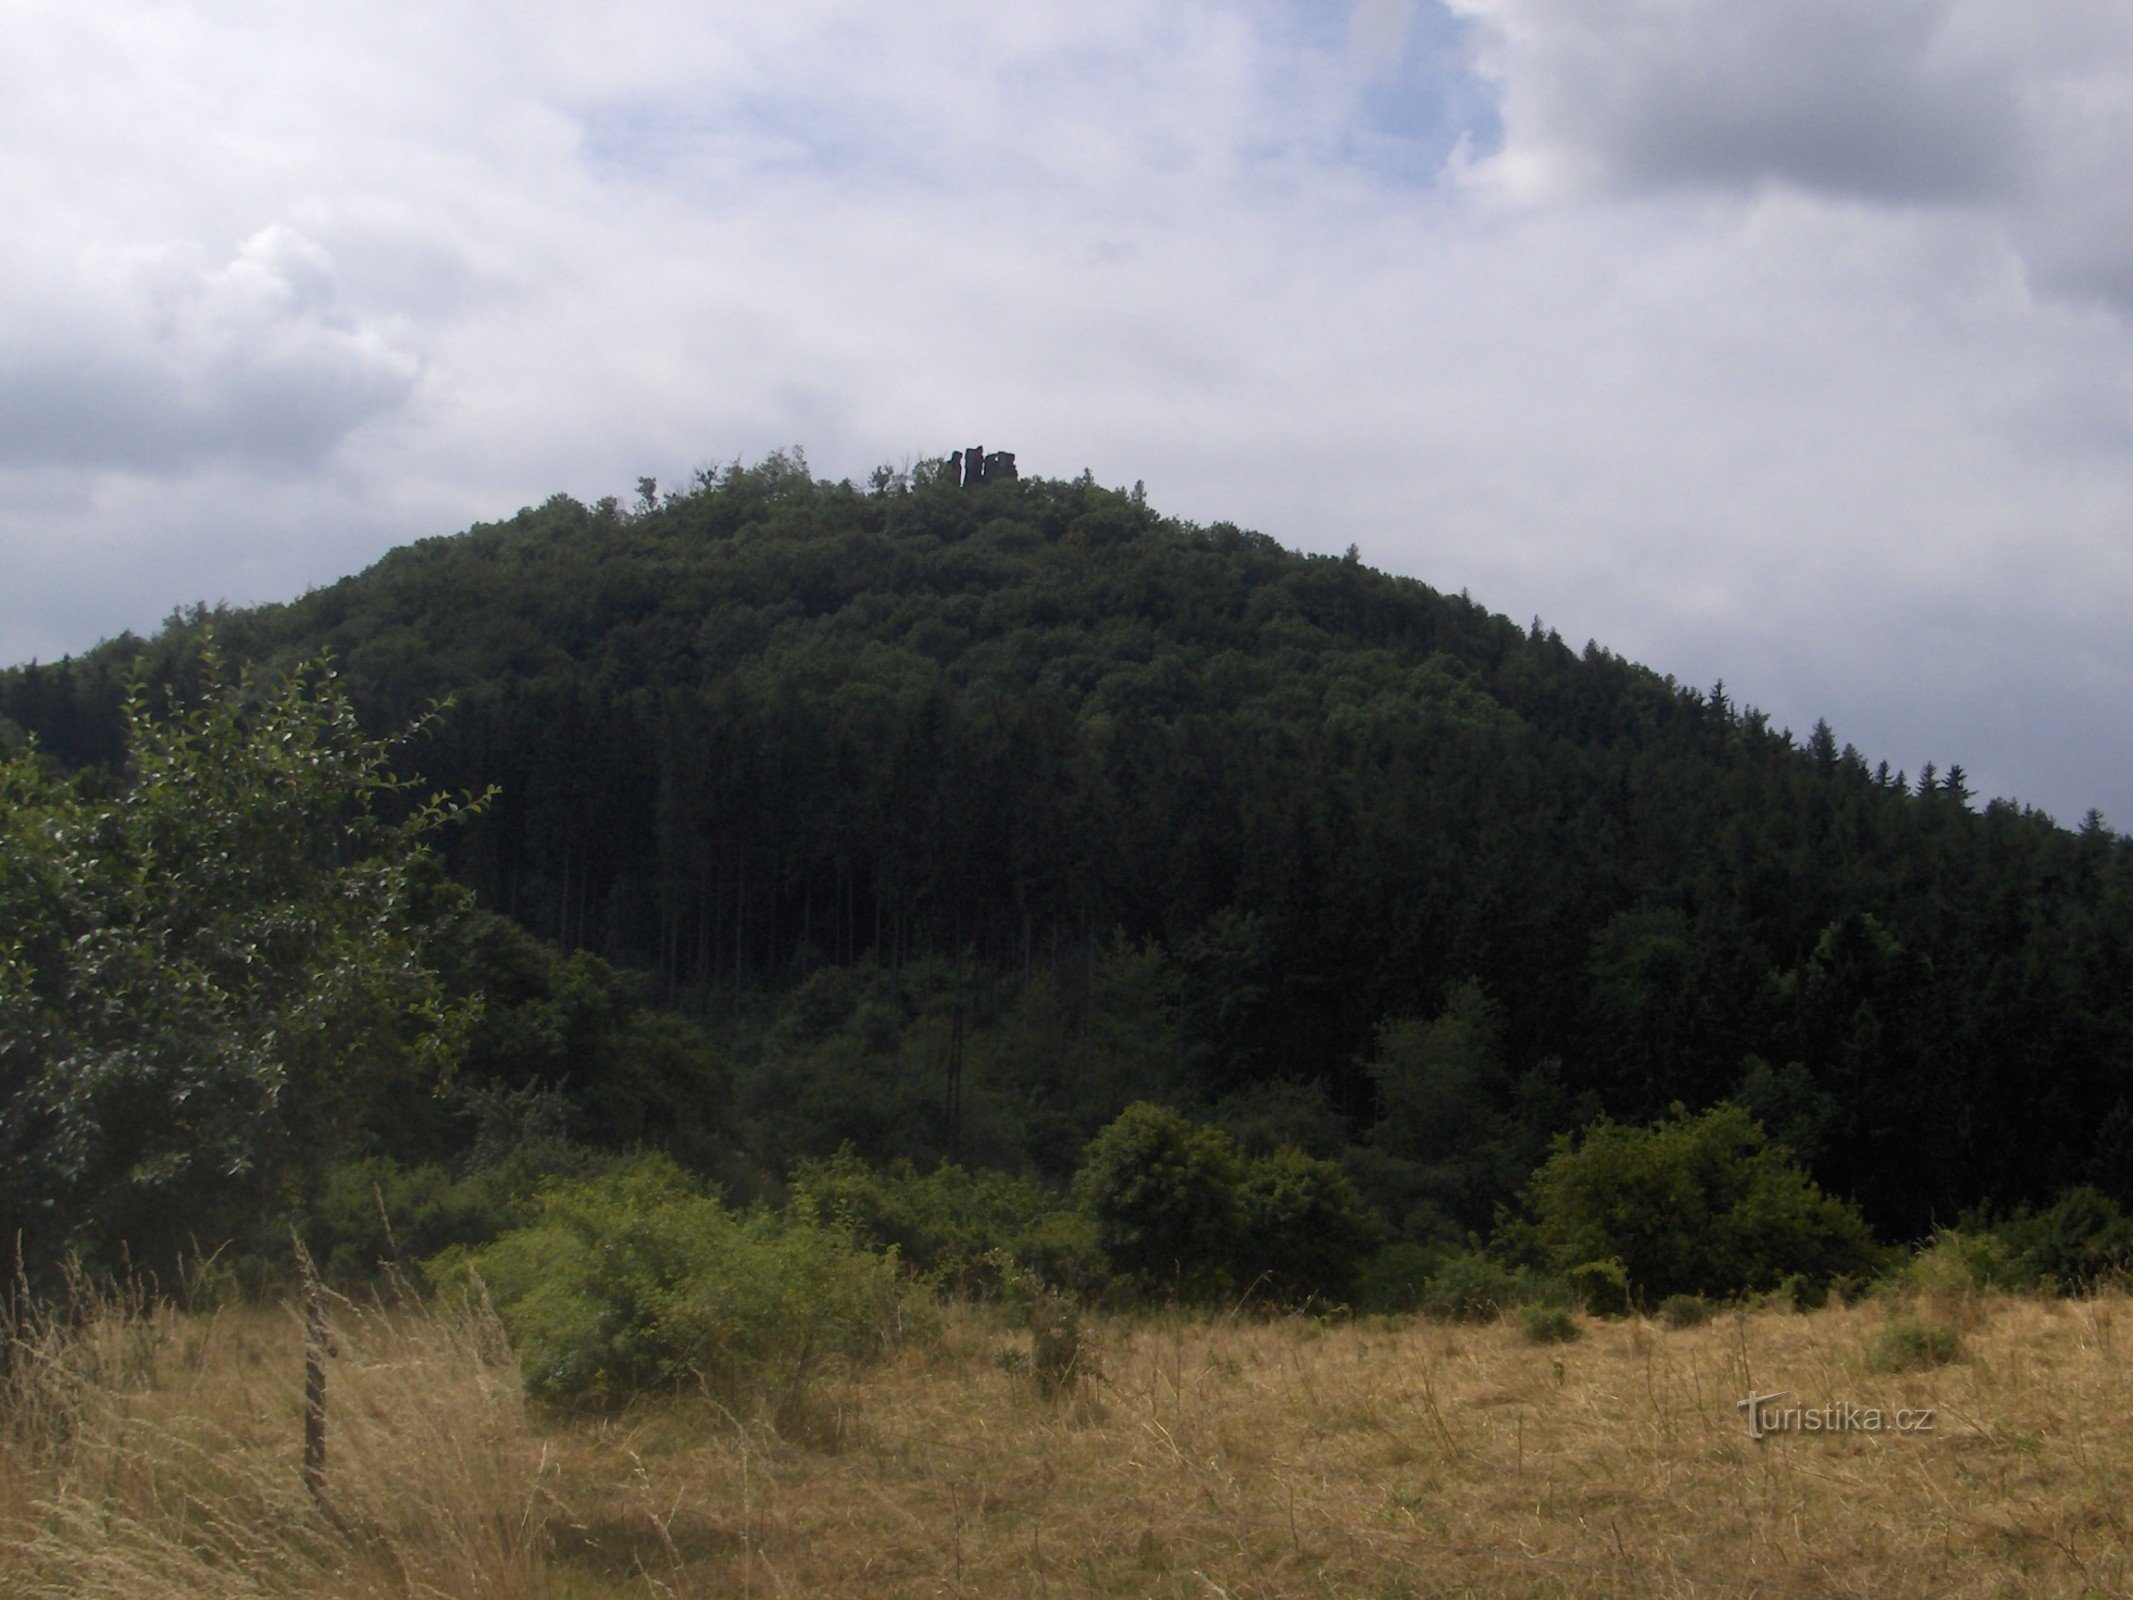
top-left (1074, 1102), bottom-right (1244, 1297)
top-left (0, 648), bottom-right (479, 1279)
top-left (1518, 1102), bottom-right (1881, 1305)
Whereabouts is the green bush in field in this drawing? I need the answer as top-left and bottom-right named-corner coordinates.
top-left (1897, 1228), bottom-right (2028, 1297)
top-left (431, 1154), bottom-right (915, 1412)
top-left (1868, 1316), bottom-right (1962, 1372)
top-left (1520, 1102), bottom-right (1880, 1304)
top-left (1657, 1292), bottom-right (1713, 1328)
top-left (1234, 1146), bottom-right (1382, 1306)
top-left (314, 1156), bottom-right (535, 1284)
top-left (1992, 1186), bottom-right (2133, 1290)
top-left (1520, 1303), bottom-right (1583, 1344)
top-left (1353, 1240), bottom-right (1435, 1314)
top-left (1418, 1249), bottom-right (1523, 1322)
top-left (1073, 1103), bottom-right (1246, 1298)
top-left (789, 1146), bottom-right (1102, 1293)
top-left (1073, 1103), bottom-right (1386, 1304)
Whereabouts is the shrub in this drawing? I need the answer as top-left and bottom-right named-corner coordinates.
top-left (1419, 1250), bottom-right (1521, 1322)
top-left (1006, 1209), bottom-right (1108, 1295)
top-left (1657, 1293), bottom-right (1712, 1329)
top-left (1073, 1104), bottom-right (1387, 1305)
top-left (1868, 1317), bottom-right (1962, 1372)
top-left (1521, 1103), bottom-right (1881, 1304)
top-left (1993, 1187), bottom-right (2133, 1291)
top-left (1520, 1304), bottom-right (1583, 1344)
top-left (1233, 1147), bottom-right (1382, 1306)
top-left (432, 1154), bottom-right (915, 1415)
top-left (1029, 1290), bottom-right (1084, 1400)
top-left (1898, 1229), bottom-right (2027, 1297)
top-left (1354, 1240), bottom-right (1434, 1314)
top-left (312, 1152), bottom-right (580, 1286)
top-left (1564, 1257), bottom-right (1631, 1316)
top-left (1074, 1104), bottom-right (1244, 1297)
top-left (790, 1147), bottom-right (1102, 1294)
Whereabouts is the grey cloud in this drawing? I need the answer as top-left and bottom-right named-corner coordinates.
top-left (9, 0), bottom-right (2133, 833)
top-left (0, 226), bottom-right (419, 473)
top-left (1459, 0), bottom-right (2021, 202)
top-left (1459, 1), bottom-right (2133, 310)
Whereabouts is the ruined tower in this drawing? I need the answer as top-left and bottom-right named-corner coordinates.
top-left (953, 446), bottom-right (1017, 487)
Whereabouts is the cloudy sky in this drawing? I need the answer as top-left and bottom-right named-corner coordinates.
top-left (5, 0), bottom-right (2131, 824)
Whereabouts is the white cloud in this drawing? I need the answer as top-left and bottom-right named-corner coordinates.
top-left (1451, 0), bottom-right (2133, 310)
top-left (1450, 0), bottom-right (2021, 202)
top-left (5, 0), bottom-right (2133, 826)
top-left (0, 226), bottom-right (419, 472)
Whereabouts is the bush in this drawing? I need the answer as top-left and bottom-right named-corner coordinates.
top-left (1074, 1104), bottom-right (1245, 1298)
top-left (790, 1147), bottom-right (1102, 1294)
top-left (1073, 1104), bottom-right (1387, 1305)
top-left (1521, 1304), bottom-right (1583, 1344)
top-left (1419, 1250), bottom-right (1521, 1322)
top-left (1353, 1240), bottom-right (1434, 1314)
top-left (1868, 1317), bottom-right (1962, 1372)
top-left (1993, 1187), bottom-right (2133, 1291)
top-left (432, 1154), bottom-right (916, 1415)
top-left (1564, 1257), bottom-right (1630, 1316)
top-left (1657, 1293), bottom-right (1712, 1328)
top-left (1028, 1290), bottom-right (1084, 1400)
top-left (312, 1150), bottom-right (588, 1286)
top-left (1898, 1229), bottom-right (2027, 1297)
top-left (1234, 1147), bottom-right (1381, 1306)
top-left (1521, 1103), bottom-right (1881, 1304)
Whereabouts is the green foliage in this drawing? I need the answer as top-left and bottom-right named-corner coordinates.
top-left (1732, 1057), bottom-right (1837, 1169)
top-left (1070, 1102), bottom-right (1383, 1303)
top-left (1990, 1186), bottom-right (2133, 1290)
top-left (1868, 1317), bottom-right (1962, 1373)
top-left (789, 1147), bottom-right (1101, 1293)
top-left (1657, 1293), bottom-right (1713, 1329)
top-left (9, 454), bottom-right (2133, 1246)
top-left (1584, 905), bottom-right (1707, 1116)
top-left (0, 647), bottom-right (477, 1278)
top-left (1028, 1289), bottom-right (1084, 1400)
top-left (427, 913), bottom-right (732, 1169)
top-left (1233, 1146), bottom-right (1381, 1305)
top-left (308, 1136), bottom-right (597, 1287)
top-left (1212, 1079), bottom-right (1349, 1159)
top-left (1073, 1103), bottom-right (1244, 1298)
top-left (1362, 983), bottom-right (1528, 1234)
top-left (1563, 1256), bottom-right (1631, 1316)
top-left (1352, 1240), bottom-right (1435, 1314)
top-left (436, 1154), bottom-right (913, 1413)
top-left (1519, 1303), bottom-right (1583, 1344)
top-left (732, 948), bottom-right (1183, 1183)
top-left (1520, 1103), bottom-right (1881, 1305)
top-left (1417, 1250), bottom-right (1522, 1322)
top-left (1897, 1229), bottom-right (2028, 1297)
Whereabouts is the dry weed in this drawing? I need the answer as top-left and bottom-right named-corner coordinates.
top-left (9, 1286), bottom-right (2133, 1598)
top-left (525, 1293), bottom-right (2133, 1598)
top-left (1, 1277), bottom-right (548, 1599)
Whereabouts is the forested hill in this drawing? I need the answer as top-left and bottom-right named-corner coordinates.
top-left (6, 451), bottom-right (2131, 1236)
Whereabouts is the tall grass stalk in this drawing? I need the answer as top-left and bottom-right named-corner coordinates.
top-left (2, 1271), bottom-right (548, 1599)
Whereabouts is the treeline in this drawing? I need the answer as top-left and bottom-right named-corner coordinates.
top-left (5, 451), bottom-right (2133, 1240)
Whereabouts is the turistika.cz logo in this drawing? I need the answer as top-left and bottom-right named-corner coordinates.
top-left (1735, 1391), bottom-right (1935, 1439)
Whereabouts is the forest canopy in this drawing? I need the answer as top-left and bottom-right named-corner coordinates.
top-left (4, 451), bottom-right (2130, 1261)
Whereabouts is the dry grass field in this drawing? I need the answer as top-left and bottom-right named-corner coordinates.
top-left (5, 1280), bottom-right (2129, 1599)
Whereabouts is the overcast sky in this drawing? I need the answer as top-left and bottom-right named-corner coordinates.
top-left (5, 0), bottom-right (2131, 825)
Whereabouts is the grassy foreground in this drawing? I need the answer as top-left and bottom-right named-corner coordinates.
top-left (4, 1285), bottom-right (2129, 1598)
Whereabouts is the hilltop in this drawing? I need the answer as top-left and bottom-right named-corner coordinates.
top-left (4, 450), bottom-right (2130, 1237)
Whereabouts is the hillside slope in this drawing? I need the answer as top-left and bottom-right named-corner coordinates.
top-left (5, 452), bottom-right (2129, 1233)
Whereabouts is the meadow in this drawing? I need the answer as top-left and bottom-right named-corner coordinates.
top-left (5, 1278), bottom-right (2128, 1599)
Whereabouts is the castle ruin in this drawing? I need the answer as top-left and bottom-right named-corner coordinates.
top-left (952, 446), bottom-right (1017, 488)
